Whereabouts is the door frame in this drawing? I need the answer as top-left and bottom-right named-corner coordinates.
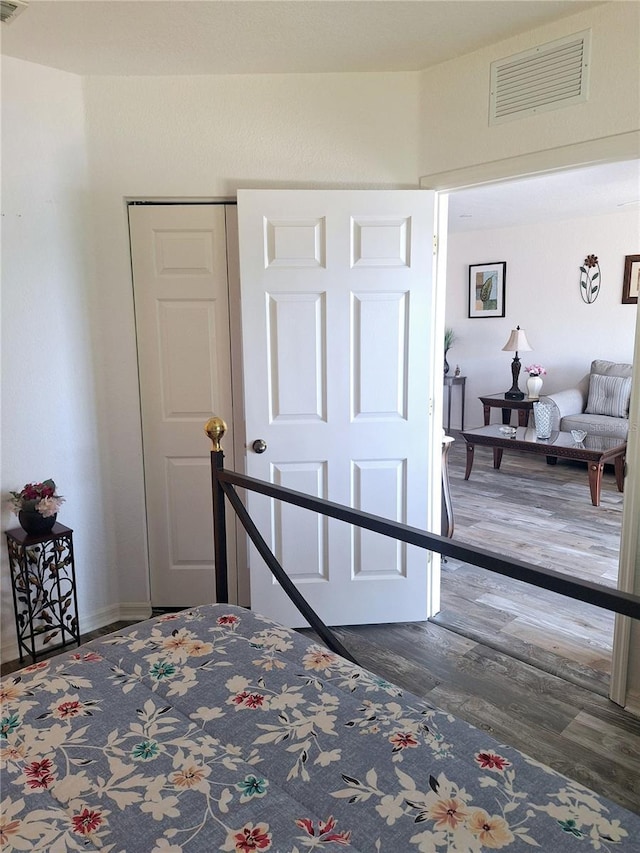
top-left (420, 129), bottom-right (640, 708)
top-left (611, 300), bottom-right (640, 712)
top-left (223, 204), bottom-right (250, 606)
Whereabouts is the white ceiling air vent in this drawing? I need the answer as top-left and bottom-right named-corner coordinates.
top-left (490, 30), bottom-right (591, 125)
top-left (1, 0), bottom-right (27, 24)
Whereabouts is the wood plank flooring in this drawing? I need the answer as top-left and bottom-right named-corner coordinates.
top-left (319, 622), bottom-right (640, 813)
top-left (440, 430), bottom-right (623, 690)
top-left (301, 433), bottom-right (639, 813)
top-left (2, 435), bottom-right (638, 813)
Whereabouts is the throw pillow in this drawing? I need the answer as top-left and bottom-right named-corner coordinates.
top-left (585, 373), bottom-right (632, 418)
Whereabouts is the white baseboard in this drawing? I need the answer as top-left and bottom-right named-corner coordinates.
top-left (623, 689), bottom-right (640, 719)
top-left (80, 603), bottom-right (121, 634)
top-left (81, 601), bottom-right (153, 629)
top-left (118, 601), bottom-right (153, 622)
top-left (1, 638), bottom-right (22, 666)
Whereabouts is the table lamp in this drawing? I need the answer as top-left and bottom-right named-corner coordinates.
top-left (502, 325), bottom-right (532, 400)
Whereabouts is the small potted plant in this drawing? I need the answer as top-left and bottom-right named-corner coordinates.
top-left (444, 328), bottom-right (456, 375)
top-left (8, 479), bottom-right (65, 535)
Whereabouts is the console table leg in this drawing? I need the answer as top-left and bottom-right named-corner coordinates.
top-left (615, 455), bottom-right (625, 493)
top-left (493, 448), bottom-right (504, 469)
top-left (588, 462), bottom-right (603, 506)
top-left (464, 444), bottom-right (474, 479)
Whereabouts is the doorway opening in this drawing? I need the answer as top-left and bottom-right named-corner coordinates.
top-left (431, 157), bottom-right (640, 702)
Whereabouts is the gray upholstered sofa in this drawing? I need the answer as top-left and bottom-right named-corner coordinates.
top-left (544, 359), bottom-right (632, 440)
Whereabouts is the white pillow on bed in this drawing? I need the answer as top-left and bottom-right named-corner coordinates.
top-left (585, 373), bottom-right (631, 418)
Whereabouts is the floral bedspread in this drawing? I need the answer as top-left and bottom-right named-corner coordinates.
top-left (1, 604), bottom-right (639, 852)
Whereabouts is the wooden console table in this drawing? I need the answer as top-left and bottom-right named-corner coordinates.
top-left (444, 375), bottom-right (466, 431)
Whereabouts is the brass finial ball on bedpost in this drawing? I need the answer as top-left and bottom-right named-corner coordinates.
top-left (205, 416), bottom-right (227, 452)
top-left (205, 416), bottom-right (229, 604)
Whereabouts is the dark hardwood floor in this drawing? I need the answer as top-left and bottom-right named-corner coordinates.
top-left (2, 434), bottom-right (638, 812)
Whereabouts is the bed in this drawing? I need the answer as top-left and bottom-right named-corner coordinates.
top-left (2, 603), bottom-right (640, 851)
top-left (2, 417), bottom-right (640, 851)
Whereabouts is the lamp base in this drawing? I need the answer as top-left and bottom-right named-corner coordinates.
top-left (505, 353), bottom-right (525, 401)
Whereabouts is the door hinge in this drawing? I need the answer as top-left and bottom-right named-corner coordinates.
top-left (433, 234), bottom-right (438, 255)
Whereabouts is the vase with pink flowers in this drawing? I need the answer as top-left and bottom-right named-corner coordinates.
top-left (525, 364), bottom-right (547, 400)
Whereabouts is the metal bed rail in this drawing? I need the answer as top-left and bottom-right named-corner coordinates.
top-left (206, 418), bottom-right (640, 664)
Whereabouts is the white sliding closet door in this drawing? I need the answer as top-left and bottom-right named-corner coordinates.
top-left (129, 203), bottom-right (236, 606)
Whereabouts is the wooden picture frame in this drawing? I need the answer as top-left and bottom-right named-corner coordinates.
top-left (468, 261), bottom-right (506, 318)
top-left (622, 254), bottom-right (640, 304)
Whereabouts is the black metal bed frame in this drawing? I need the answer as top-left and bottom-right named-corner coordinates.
top-left (207, 418), bottom-right (640, 667)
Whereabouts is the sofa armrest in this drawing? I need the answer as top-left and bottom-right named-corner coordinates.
top-left (544, 388), bottom-right (587, 419)
top-left (544, 374), bottom-right (589, 419)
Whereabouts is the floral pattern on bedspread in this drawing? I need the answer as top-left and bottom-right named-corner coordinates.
top-left (1, 605), bottom-right (638, 852)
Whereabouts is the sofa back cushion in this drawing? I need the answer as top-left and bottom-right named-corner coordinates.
top-left (585, 373), bottom-right (632, 418)
top-left (590, 359), bottom-right (633, 379)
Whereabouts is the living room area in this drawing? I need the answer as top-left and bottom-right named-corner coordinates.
top-left (442, 160), bottom-right (637, 416)
top-left (439, 159), bottom-right (638, 696)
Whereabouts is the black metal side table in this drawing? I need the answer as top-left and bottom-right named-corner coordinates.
top-left (5, 523), bottom-right (81, 664)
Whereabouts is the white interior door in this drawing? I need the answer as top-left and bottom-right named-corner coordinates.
top-left (237, 189), bottom-right (437, 626)
top-left (129, 203), bottom-right (236, 606)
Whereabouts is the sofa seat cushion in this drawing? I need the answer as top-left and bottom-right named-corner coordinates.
top-left (560, 413), bottom-right (629, 441)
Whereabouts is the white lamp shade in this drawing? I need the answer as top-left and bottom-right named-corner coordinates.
top-left (502, 327), bottom-right (532, 352)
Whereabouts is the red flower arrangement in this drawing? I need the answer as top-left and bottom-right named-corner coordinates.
top-left (8, 479), bottom-right (65, 517)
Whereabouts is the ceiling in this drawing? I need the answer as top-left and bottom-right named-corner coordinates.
top-left (2, 0), bottom-right (637, 228)
top-left (1, 0), bottom-right (603, 76)
top-left (447, 159), bottom-right (640, 232)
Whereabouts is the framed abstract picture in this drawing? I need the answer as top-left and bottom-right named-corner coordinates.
top-left (468, 261), bottom-right (506, 318)
top-left (622, 254), bottom-right (640, 304)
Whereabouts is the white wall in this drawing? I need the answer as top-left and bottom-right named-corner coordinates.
top-left (444, 209), bottom-right (638, 430)
top-left (0, 58), bottom-right (119, 658)
top-left (418, 2), bottom-right (640, 176)
top-left (82, 71), bottom-right (421, 609)
top-left (2, 63), bottom-right (421, 647)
